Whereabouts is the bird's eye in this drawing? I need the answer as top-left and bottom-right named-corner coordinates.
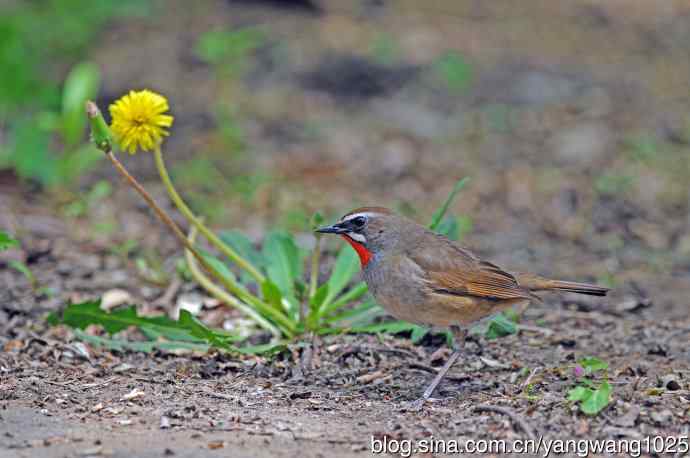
top-left (352, 216), bottom-right (366, 227)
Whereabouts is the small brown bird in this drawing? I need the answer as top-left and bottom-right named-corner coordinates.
top-left (317, 207), bottom-right (609, 408)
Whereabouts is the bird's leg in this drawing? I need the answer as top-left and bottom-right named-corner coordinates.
top-left (410, 326), bottom-right (467, 410)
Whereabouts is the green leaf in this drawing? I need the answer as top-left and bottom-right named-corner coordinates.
top-left (579, 357), bottom-right (609, 374)
top-left (433, 51), bottom-right (473, 93)
top-left (61, 61), bottom-right (100, 147)
top-left (218, 230), bottom-right (266, 284)
top-left (429, 177), bottom-right (469, 231)
top-left (309, 211), bottom-right (325, 229)
top-left (72, 329), bottom-right (211, 354)
top-left (195, 28), bottom-right (264, 68)
top-left (261, 280), bottom-right (283, 309)
top-left (327, 299), bottom-right (383, 326)
top-left (200, 251), bottom-right (237, 283)
top-left (484, 313), bottom-right (517, 340)
top-left (322, 246), bottom-right (360, 309)
top-left (49, 300), bottom-right (237, 349)
top-left (0, 231), bottom-right (19, 251)
top-left (262, 231), bottom-right (303, 316)
top-left (321, 282), bottom-right (369, 318)
top-left (351, 320), bottom-right (426, 338)
top-left (581, 381), bottom-right (611, 415)
top-left (9, 260), bottom-right (36, 286)
top-left (309, 283), bottom-right (329, 309)
top-left (235, 342), bottom-right (286, 355)
top-left (567, 386), bottom-right (590, 402)
top-left (178, 310), bottom-right (231, 350)
top-left (410, 325), bottom-right (429, 343)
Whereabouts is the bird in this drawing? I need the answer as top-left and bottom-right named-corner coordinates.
top-left (316, 206), bottom-right (609, 408)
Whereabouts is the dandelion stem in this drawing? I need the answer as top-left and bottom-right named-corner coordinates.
top-left (185, 226), bottom-right (281, 338)
top-left (153, 147), bottom-right (265, 284)
top-left (104, 149), bottom-right (295, 337)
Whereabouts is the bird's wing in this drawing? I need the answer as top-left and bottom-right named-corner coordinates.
top-left (409, 238), bottom-right (533, 301)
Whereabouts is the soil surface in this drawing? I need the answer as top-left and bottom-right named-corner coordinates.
top-left (3, 1), bottom-right (690, 457)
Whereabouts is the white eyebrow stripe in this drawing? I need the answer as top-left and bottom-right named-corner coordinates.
top-left (346, 232), bottom-right (367, 243)
top-left (341, 212), bottom-right (374, 222)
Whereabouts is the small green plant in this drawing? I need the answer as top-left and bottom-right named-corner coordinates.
top-left (60, 96), bottom-right (479, 355)
top-left (0, 230), bottom-right (38, 289)
top-left (48, 300), bottom-right (279, 354)
top-left (595, 172), bottom-right (634, 197)
top-left (567, 356), bottom-right (612, 415)
top-left (0, 1), bottom-right (148, 188)
top-left (0, 231), bottom-right (19, 251)
top-left (432, 51), bottom-right (473, 94)
top-left (2, 62), bottom-right (102, 187)
top-left (195, 27), bottom-right (264, 78)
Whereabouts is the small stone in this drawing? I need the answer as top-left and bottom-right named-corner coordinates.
top-left (660, 374), bottom-right (682, 391)
top-left (120, 388), bottom-right (145, 401)
top-left (100, 289), bottom-right (132, 311)
top-left (160, 416), bottom-right (171, 429)
top-left (650, 409), bottom-right (673, 425)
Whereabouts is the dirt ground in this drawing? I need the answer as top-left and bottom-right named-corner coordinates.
top-left (3, 1), bottom-right (690, 457)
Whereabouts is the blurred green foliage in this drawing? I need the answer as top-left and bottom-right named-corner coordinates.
top-left (195, 27), bottom-right (265, 77)
top-left (0, 0), bottom-right (148, 187)
top-left (433, 51), bottom-right (473, 93)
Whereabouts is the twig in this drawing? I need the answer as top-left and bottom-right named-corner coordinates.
top-left (663, 327), bottom-right (690, 344)
top-left (473, 404), bottom-right (536, 441)
top-left (518, 367), bottom-right (541, 393)
top-left (516, 324), bottom-right (553, 336)
top-left (153, 275), bottom-right (182, 307)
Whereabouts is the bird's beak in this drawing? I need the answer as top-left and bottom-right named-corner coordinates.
top-left (315, 223), bottom-right (347, 234)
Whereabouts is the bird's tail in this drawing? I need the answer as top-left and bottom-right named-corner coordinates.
top-left (514, 273), bottom-right (609, 297)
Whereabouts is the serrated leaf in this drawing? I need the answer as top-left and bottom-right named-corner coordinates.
top-left (73, 329), bottom-right (210, 353)
top-left (178, 310), bottom-right (231, 349)
top-left (50, 300), bottom-right (237, 349)
top-left (429, 177), bottom-right (469, 231)
top-left (0, 231), bottom-right (19, 251)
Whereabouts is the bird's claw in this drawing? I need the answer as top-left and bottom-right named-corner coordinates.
top-left (408, 398), bottom-right (427, 411)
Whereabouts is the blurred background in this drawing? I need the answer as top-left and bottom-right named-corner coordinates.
top-left (1, 0), bottom-right (689, 317)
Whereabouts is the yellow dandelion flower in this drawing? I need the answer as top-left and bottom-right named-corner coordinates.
top-left (109, 89), bottom-right (174, 154)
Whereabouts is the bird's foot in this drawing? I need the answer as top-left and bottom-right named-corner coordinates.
top-left (407, 398), bottom-right (428, 412)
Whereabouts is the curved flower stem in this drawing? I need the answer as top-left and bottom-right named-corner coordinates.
top-left (105, 150), bottom-right (295, 337)
top-left (153, 147), bottom-right (265, 285)
top-left (185, 226), bottom-right (281, 338)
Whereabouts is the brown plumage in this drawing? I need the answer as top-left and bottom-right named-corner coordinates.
top-left (316, 207), bottom-right (610, 407)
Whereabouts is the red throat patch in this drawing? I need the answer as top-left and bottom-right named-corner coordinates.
top-left (341, 235), bottom-right (372, 267)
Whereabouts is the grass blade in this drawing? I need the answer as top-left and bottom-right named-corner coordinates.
top-left (429, 177), bottom-right (469, 231)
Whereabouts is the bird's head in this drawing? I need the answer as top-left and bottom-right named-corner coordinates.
top-left (315, 207), bottom-right (404, 266)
